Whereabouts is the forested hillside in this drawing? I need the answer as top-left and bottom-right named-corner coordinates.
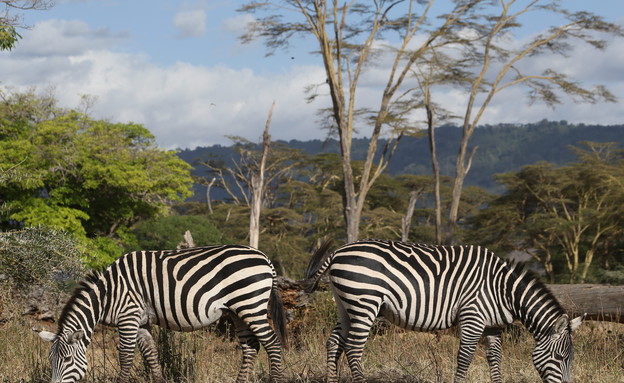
top-left (178, 120), bottom-right (624, 200)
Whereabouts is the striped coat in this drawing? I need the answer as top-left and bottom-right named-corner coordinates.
top-left (38, 245), bottom-right (287, 383)
top-left (304, 239), bottom-right (583, 383)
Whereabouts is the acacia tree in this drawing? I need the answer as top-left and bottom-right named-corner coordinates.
top-left (240, 0), bottom-right (474, 242)
top-left (467, 142), bottom-right (624, 283)
top-left (439, 1), bottom-right (623, 242)
top-left (242, 0), bottom-right (623, 244)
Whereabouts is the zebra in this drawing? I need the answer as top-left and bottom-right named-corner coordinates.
top-left (303, 239), bottom-right (583, 383)
top-left (36, 244), bottom-right (287, 383)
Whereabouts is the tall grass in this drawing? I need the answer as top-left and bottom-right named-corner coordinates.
top-left (2, 291), bottom-right (623, 382)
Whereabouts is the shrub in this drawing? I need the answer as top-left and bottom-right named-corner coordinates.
top-left (0, 226), bottom-right (87, 293)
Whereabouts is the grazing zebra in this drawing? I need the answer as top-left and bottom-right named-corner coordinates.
top-left (304, 239), bottom-right (583, 383)
top-left (37, 245), bottom-right (287, 383)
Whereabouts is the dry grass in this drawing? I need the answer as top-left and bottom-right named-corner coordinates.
top-left (2, 291), bottom-right (623, 383)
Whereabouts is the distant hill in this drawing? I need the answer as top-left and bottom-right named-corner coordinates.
top-left (177, 120), bottom-right (624, 201)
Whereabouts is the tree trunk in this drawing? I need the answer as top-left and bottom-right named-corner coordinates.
top-left (343, 194), bottom-right (361, 243)
top-left (425, 89), bottom-right (442, 244)
top-left (249, 102), bottom-right (274, 249)
top-left (206, 177), bottom-right (215, 214)
top-left (401, 190), bottom-right (420, 242)
top-left (548, 284), bottom-right (624, 323)
top-left (447, 138), bottom-right (478, 244)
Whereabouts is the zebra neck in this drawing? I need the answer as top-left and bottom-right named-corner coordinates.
top-left (57, 273), bottom-right (107, 344)
top-left (506, 267), bottom-right (564, 340)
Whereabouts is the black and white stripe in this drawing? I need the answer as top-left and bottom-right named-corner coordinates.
top-left (38, 245), bottom-right (287, 383)
top-left (304, 239), bottom-right (583, 383)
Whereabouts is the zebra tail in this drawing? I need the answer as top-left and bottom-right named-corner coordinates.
top-left (269, 285), bottom-right (289, 350)
top-left (302, 239), bottom-right (334, 294)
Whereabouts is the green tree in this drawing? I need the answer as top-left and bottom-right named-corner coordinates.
top-left (468, 142), bottom-right (624, 283)
top-left (441, 2), bottom-right (622, 243)
top-left (0, 88), bottom-right (194, 261)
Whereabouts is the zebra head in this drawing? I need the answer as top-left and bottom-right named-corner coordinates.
top-left (38, 329), bottom-right (88, 383)
top-left (532, 314), bottom-right (584, 383)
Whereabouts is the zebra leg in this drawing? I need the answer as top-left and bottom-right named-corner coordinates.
top-left (326, 322), bottom-right (346, 383)
top-left (343, 315), bottom-right (376, 383)
top-left (232, 313), bottom-right (284, 383)
top-left (136, 327), bottom-right (165, 383)
top-left (231, 314), bottom-right (260, 383)
top-left (116, 315), bottom-right (142, 383)
top-left (454, 314), bottom-right (486, 383)
top-left (484, 328), bottom-right (503, 383)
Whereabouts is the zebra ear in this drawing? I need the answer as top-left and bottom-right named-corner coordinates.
top-left (553, 314), bottom-right (569, 334)
top-left (69, 330), bottom-right (85, 344)
top-left (569, 314), bottom-right (585, 333)
top-left (37, 330), bottom-right (57, 343)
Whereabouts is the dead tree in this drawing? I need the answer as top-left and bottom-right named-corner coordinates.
top-left (249, 102), bottom-right (274, 249)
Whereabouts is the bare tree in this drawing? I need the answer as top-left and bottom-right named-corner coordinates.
top-left (249, 102), bottom-right (275, 249)
top-left (199, 135), bottom-right (304, 209)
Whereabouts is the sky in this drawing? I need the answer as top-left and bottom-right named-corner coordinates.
top-left (1, 0), bottom-right (623, 150)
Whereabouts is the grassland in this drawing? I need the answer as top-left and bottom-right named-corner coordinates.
top-left (1, 291), bottom-right (623, 383)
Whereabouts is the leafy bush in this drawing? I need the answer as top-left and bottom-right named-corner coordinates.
top-left (130, 215), bottom-right (225, 251)
top-left (0, 226), bottom-right (86, 293)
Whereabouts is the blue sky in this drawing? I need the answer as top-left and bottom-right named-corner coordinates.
top-left (3, 0), bottom-right (624, 149)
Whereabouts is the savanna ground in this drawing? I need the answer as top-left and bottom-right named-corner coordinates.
top-left (1, 290), bottom-right (623, 383)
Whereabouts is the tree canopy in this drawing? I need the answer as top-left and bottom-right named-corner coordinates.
top-left (467, 142), bottom-right (624, 283)
top-left (0, 88), bottom-right (194, 264)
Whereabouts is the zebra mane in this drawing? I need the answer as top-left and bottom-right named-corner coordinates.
top-left (57, 270), bottom-right (104, 332)
top-left (505, 261), bottom-right (565, 331)
top-left (507, 261), bottom-right (558, 298)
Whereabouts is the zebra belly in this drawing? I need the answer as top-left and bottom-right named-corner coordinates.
top-left (150, 300), bottom-right (226, 331)
top-left (379, 300), bottom-right (458, 331)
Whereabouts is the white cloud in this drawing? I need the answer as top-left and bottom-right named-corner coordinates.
top-left (0, 17), bottom-right (622, 151)
top-left (173, 10), bottom-right (206, 38)
top-left (11, 19), bottom-right (127, 58)
top-left (222, 13), bottom-right (256, 36)
top-left (0, 19), bottom-right (330, 149)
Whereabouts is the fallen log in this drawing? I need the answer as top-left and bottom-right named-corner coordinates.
top-left (548, 284), bottom-right (624, 323)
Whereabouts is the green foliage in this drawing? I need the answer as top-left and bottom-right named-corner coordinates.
top-left (467, 142), bottom-right (624, 283)
top-left (0, 24), bottom-right (21, 51)
top-left (10, 199), bottom-right (90, 237)
top-left (0, 226), bottom-right (86, 292)
top-left (85, 236), bottom-right (124, 270)
top-left (0, 88), bottom-right (195, 264)
top-left (131, 215), bottom-right (225, 251)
